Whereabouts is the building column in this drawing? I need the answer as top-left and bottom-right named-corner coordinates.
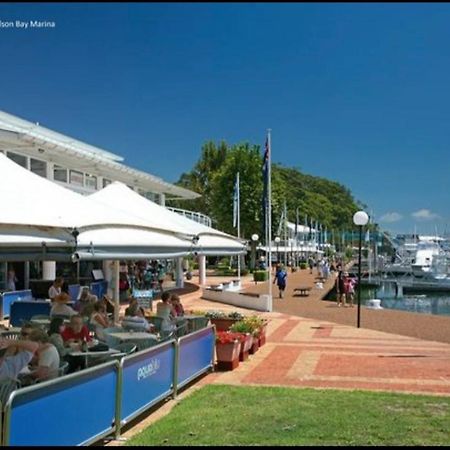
top-left (24, 262), bottom-right (30, 289)
top-left (112, 260), bottom-right (120, 324)
top-left (102, 260), bottom-right (113, 298)
top-left (159, 193), bottom-right (166, 207)
top-left (42, 261), bottom-right (56, 280)
top-left (198, 254), bottom-right (206, 286)
top-left (176, 257), bottom-right (184, 289)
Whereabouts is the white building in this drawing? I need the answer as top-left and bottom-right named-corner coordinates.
top-left (0, 110), bottom-right (205, 290)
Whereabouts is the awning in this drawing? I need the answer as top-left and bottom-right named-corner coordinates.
top-left (75, 227), bottom-right (194, 260)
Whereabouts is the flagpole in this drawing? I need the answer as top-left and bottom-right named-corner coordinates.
top-left (237, 172), bottom-right (241, 280)
top-left (267, 129), bottom-right (273, 311)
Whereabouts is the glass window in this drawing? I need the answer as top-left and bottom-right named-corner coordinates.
top-left (69, 170), bottom-right (84, 186)
top-left (102, 178), bottom-right (111, 188)
top-left (7, 151), bottom-right (27, 168)
top-left (30, 158), bottom-right (47, 178)
top-left (85, 174), bottom-right (97, 190)
top-left (54, 165), bottom-right (68, 183)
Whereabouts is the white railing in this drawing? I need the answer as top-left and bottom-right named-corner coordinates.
top-left (166, 207), bottom-right (212, 227)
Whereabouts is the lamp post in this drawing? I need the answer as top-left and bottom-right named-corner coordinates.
top-left (251, 233), bottom-right (259, 271)
top-left (274, 236), bottom-right (281, 264)
top-left (353, 211), bottom-right (369, 328)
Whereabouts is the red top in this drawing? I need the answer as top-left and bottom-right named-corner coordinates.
top-left (61, 326), bottom-right (92, 342)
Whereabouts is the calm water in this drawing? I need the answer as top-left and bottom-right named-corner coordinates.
top-left (326, 283), bottom-right (450, 317)
top-left (362, 285), bottom-right (450, 317)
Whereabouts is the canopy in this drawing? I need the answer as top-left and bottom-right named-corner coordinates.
top-left (0, 154), bottom-right (193, 260)
top-left (89, 182), bottom-right (247, 255)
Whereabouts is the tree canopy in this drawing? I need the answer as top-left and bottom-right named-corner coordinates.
top-left (170, 140), bottom-right (368, 241)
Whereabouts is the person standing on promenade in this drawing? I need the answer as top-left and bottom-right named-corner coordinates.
top-left (308, 256), bottom-right (314, 274)
top-left (344, 273), bottom-right (355, 308)
top-left (273, 265), bottom-right (288, 299)
top-left (335, 269), bottom-right (346, 307)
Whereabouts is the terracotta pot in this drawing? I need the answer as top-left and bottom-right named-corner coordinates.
top-left (210, 318), bottom-right (239, 332)
top-left (249, 335), bottom-right (259, 354)
top-left (242, 333), bottom-right (252, 353)
top-left (216, 340), bottom-right (241, 362)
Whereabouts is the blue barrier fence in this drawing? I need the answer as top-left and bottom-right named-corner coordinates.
top-left (4, 362), bottom-right (118, 446)
top-left (177, 327), bottom-right (215, 390)
top-left (9, 300), bottom-right (51, 327)
top-left (0, 290), bottom-right (33, 319)
top-left (2, 325), bottom-right (216, 446)
top-left (119, 340), bottom-right (175, 425)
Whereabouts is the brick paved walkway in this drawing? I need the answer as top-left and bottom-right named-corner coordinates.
top-left (182, 271), bottom-right (450, 396)
top-left (108, 272), bottom-right (450, 445)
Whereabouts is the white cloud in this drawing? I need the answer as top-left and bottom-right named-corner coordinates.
top-left (379, 212), bottom-right (403, 223)
top-left (411, 209), bottom-right (440, 221)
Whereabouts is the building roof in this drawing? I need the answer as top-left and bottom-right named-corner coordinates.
top-left (0, 110), bottom-right (200, 200)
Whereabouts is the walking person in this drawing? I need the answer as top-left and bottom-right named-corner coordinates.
top-left (336, 269), bottom-right (346, 307)
top-left (273, 265), bottom-right (287, 299)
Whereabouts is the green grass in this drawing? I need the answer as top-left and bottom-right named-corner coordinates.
top-left (126, 385), bottom-right (450, 446)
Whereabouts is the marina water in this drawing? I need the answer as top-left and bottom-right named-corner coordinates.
top-left (362, 282), bottom-right (450, 317)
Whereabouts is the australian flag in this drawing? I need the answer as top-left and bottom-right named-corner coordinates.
top-left (261, 136), bottom-right (270, 240)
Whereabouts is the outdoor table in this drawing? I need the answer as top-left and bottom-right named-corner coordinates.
top-left (107, 331), bottom-right (159, 351)
top-left (68, 347), bottom-right (120, 367)
top-left (294, 286), bottom-right (312, 297)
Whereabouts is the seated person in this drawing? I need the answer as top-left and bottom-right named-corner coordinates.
top-left (50, 292), bottom-right (77, 318)
top-left (156, 291), bottom-right (177, 333)
top-left (0, 338), bottom-right (39, 382)
top-left (24, 328), bottom-right (60, 384)
top-left (101, 294), bottom-right (116, 317)
top-left (20, 322), bottom-right (37, 340)
top-left (124, 297), bottom-right (138, 317)
top-left (89, 301), bottom-right (111, 341)
top-left (61, 315), bottom-right (92, 346)
top-left (48, 277), bottom-right (64, 302)
top-left (61, 315), bottom-right (92, 373)
top-left (47, 317), bottom-right (70, 359)
top-left (77, 287), bottom-right (98, 316)
top-left (121, 305), bottom-right (154, 332)
top-left (170, 294), bottom-right (185, 317)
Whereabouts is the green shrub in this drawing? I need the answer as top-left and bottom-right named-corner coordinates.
top-left (299, 262), bottom-right (307, 269)
top-left (253, 270), bottom-right (269, 282)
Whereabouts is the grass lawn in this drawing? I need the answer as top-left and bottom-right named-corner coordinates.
top-left (125, 385), bottom-right (450, 446)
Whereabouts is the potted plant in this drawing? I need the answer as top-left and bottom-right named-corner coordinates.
top-left (206, 311), bottom-right (244, 331)
top-left (243, 315), bottom-right (268, 349)
top-left (215, 331), bottom-right (244, 370)
top-left (229, 321), bottom-right (253, 361)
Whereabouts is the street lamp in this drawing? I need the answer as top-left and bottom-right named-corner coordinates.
top-left (251, 234), bottom-right (259, 271)
top-left (274, 236), bottom-right (281, 264)
top-left (353, 211), bottom-right (369, 328)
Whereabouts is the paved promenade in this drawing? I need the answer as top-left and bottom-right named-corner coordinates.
top-left (109, 270), bottom-right (450, 445)
top-left (182, 269), bottom-right (450, 396)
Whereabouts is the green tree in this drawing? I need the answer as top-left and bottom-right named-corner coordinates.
top-left (171, 139), bottom-right (368, 240)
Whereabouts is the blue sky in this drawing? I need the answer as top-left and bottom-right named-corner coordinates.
top-left (1, 3), bottom-right (449, 236)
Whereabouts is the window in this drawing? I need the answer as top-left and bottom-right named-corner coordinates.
top-left (7, 152), bottom-right (27, 168)
top-left (69, 170), bottom-right (84, 186)
top-left (102, 178), bottom-right (111, 188)
top-left (53, 165), bottom-right (68, 183)
top-left (85, 174), bottom-right (97, 190)
top-left (30, 158), bottom-right (47, 178)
